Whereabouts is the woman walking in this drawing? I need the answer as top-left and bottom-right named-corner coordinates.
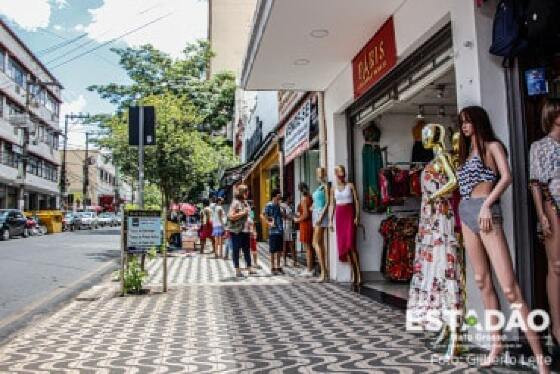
top-left (295, 182), bottom-right (314, 277)
top-left (211, 197), bottom-right (226, 258)
top-left (198, 199), bottom-right (213, 254)
top-left (227, 185), bottom-right (255, 277)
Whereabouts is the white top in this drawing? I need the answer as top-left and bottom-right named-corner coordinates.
top-left (211, 203), bottom-right (225, 226)
top-left (334, 184), bottom-right (353, 205)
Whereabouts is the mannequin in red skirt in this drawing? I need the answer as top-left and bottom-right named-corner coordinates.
top-left (329, 165), bottom-right (361, 287)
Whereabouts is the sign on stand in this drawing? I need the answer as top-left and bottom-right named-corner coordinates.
top-left (127, 210), bottom-right (162, 251)
top-left (120, 209), bottom-right (167, 296)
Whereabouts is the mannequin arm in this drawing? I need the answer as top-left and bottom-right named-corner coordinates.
top-left (481, 142), bottom-right (512, 208)
top-left (329, 187), bottom-right (335, 228)
top-left (319, 183), bottom-right (329, 221)
top-left (429, 153), bottom-right (458, 201)
top-left (350, 183), bottom-right (360, 223)
top-left (530, 182), bottom-right (546, 218)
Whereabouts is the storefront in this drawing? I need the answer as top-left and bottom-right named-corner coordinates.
top-left (506, 47), bottom-right (560, 320)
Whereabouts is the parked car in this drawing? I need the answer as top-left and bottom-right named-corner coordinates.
top-left (0, 209), bottom-right (29, 240)
top-left (76, 211), bottom-right (99, 230)
top-left (62, 213), bottom-right (78, 231)
top-left (98, 212), bottom-right (116, 227)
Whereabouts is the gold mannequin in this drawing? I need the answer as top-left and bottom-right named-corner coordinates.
top-left (421, 123), bottom-right (463, 358)
top-left (312, 167), bottom-right (330, 282)
top-left (422, 124), bottom-right (458, 201)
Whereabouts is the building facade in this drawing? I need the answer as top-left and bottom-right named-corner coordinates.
top-left (238, 0), bottom-right (557, 349)
top-left (63, 150), bottom-right (131, 212)
top-left (0, 19), bottom-right (63, 211)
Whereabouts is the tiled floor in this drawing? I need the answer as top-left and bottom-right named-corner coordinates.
top-left (0, 244), bottom-right (546, 373)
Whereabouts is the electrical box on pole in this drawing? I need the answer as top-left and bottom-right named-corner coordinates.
top-left (128, 106), bottom-right (156, 146)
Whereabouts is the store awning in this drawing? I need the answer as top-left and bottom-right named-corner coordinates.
top-left (241, 0), bottom-right (403, 90)
top-left (220, 161), bottom-right (254, 188)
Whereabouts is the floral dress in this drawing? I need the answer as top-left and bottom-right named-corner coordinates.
top-left (406, 163), bottom-right (465, 330)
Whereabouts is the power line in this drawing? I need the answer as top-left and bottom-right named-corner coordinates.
top-left (37, 33), bottom-right (88, 56)
top-left (49, 12), bottom-right (172, 70)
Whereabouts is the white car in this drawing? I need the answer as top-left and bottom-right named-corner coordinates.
top-left (97, 212), bottom-right (115, 227)
top-left (76, 212), bottom-right (99, 229)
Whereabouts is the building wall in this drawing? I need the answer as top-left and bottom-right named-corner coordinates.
top-left (323, 0), bottom-right (514, 346)
top-left (241, 90), bottom-right (279, 163)
top-left (209, 0), bottom-right (258, 78)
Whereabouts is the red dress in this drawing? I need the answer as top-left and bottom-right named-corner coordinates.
top-left (298, 195), bottom-right (313, 244)
top-left (198, 208), bottom-right (213, 240)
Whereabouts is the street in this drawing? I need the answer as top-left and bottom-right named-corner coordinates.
top-left (0, 227), bottom-right (120, 342)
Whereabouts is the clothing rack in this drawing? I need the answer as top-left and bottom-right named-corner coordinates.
top-left (386, 161), bottom-right (428, 167)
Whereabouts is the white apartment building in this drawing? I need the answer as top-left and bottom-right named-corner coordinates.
top-left (0, 19), bottom-right (63, 211)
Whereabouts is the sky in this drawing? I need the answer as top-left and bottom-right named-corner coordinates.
top-left (0, 0), bottom-right (208, 148)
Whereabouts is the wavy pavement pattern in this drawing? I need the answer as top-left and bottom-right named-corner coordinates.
top-left (0, 245), bottom-right (485, 373)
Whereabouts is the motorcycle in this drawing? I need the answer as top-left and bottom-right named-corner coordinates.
top-left (26, 217), bottom-right (46, 236)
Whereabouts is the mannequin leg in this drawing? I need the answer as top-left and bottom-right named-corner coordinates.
top-left (351, 249), bottom-right (362, 285)
top-left (543, 202), bottom-right (560, 344)
top-left (432, 324), bottom-right (450, 348)
top-left (318, 227), bottom-right (328, 281)
top-left (461, 224), bottom-right (503, 364)
top-left (479, 224), bottom-right (549, 373)
top-left (313, 226), bottom-right (327, 281)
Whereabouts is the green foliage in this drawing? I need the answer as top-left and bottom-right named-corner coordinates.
top-left (123, 255), bottom-right (147, 294)
top-left (89, 41), bottom-right (238, 202)
top-left (144, 184), bottom-right (162, 208)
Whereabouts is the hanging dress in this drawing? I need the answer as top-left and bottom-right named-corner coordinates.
top-left (362, 144), bottom-right (383, 211)
top-left (406, 162), bottom-right (464, 330)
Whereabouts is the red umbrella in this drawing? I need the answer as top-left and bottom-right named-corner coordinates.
top-left (179, 203), bottom-right (197, 216)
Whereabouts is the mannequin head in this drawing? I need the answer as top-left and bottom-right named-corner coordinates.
top-left (458, 106), bottom-right (499, 165)
top-left (334, 165), bottom-right (346, 183)
top-left (298, 182), bottom-right (309, 196)
top-left (422, 123), bottom-right (446, 151)
top-left (541, 98), bottom-right (560, 134)
top-left (316, 167), bottom-right (326, 182)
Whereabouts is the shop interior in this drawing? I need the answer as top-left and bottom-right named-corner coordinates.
top-left (352, 66), bottom-right (459, 306)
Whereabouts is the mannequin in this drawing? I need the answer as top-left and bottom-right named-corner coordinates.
top-left (406, 123), bottom-right (465, 359)
top-left (457, 106), bottom-right (548, 373)
top-left (529, 99), bottom-right (560, 352)
top-left (312, 167), bottom-right (330, 282)
top-left (329, 165), bottom-right (361, 288)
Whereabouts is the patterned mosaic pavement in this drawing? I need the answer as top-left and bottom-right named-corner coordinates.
top-left (0, 244), bottom-right (538, 373)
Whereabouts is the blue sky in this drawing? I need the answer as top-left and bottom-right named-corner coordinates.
top-left (0, 0), bottom-right (208, 148)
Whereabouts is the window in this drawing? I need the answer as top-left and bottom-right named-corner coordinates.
top-left (0, 49), bottom-right (4, 71)
top-left (7, 100), bottom-right (22, 116)
top-left (46, 93), bottom-right (59, 115)
top-left (8, 58), bottom-right (25, 88)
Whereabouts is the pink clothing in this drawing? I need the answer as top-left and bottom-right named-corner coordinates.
top-left (335, 203), bottom-right (356, 262)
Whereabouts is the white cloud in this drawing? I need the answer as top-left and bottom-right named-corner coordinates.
top-left (84, 0), bottom-right (207, 58)
top-left (74, 23), bottom-right (85, 32)
top-left (53, 24), bottom-right (63, 31)
top-left (54, 0), bottom-right (67, 9)
top-left (0, 0), bottom-right (51, 31)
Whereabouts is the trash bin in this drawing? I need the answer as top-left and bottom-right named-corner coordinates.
top-left (35, 210), bottom-right (63, 234)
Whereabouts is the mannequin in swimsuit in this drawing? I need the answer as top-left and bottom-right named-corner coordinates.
top-left (458, 106), bottom-right (549, 373)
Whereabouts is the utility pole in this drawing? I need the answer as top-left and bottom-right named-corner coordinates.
top-left (83, 132), bottom-right (91, 209)
top-left (138, 106), bottom-right (144, 209)
top-left (61, 113), bottom-right (89, 210)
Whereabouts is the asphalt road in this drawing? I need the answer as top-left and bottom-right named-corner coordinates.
top-left (0, 227), bottom-right (120, 343)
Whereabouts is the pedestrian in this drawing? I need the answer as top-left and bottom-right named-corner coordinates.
top-left (211, 197), bottom-right (226, 258)
top-left (248, 201), bottom-right (259, 269)
top-left (294, 182), bottom-right (314, 277)
top-left (281, 194), bottom-right (297, 267)
top-left (262, 189), bottom-right (284, 275)
top-left (223, 229), bottom-right (232, 260)
top-left (198, 199), bottom-right (213, 254)
top-left (227, 184), bottom-right (255, 277)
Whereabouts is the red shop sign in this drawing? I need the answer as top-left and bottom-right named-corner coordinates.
top-left (352, 17), bottom-right (397, 99)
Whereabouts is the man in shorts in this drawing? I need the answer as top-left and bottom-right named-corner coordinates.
top-left (261, 189), bottom-right (284, 275)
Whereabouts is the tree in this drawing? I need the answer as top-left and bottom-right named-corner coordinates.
top-left (89, 41), bottom-right (236, 132)
top-left (95, 94), bottom-right (236, 205)
top-left (89, 41), bottom-right (238, 204)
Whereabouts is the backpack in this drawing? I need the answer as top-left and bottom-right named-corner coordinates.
top-left (525, 0), bottom-right (560, 52)
top-left (489, 0), bottom-right (528, 60)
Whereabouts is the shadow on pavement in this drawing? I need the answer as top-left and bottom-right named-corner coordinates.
top-left (85, 251), bottom-right (120, 262)
top-left (74, 229), bottom-right (120, 236)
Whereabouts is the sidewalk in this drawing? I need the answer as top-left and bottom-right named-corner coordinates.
top-left (0, 243), bottom-right (517, 373)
